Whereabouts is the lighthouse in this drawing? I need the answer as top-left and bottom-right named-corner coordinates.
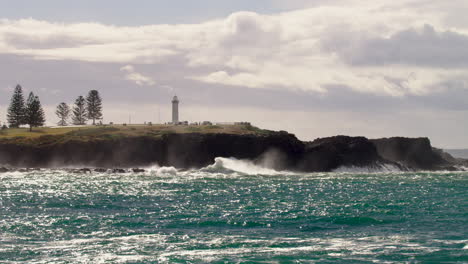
top-left (172, 95), bottom-right (179, 125)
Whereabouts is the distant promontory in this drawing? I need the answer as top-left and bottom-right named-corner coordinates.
top-left (0, 124), bottom-right (465, 172)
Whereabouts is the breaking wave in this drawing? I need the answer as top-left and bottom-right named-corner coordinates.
top-left (1, 158), bottom-right (465, 179)
top-left (454, 165), bottom-right (468, 171)
top-left (145, 165), bottom-right (178, 175)
top-left (203, 158), bottom-right (405, 175)
top-left (202, 157), bottom-right (282, 175)
top-left (333, 163), bottom-right (403, 173)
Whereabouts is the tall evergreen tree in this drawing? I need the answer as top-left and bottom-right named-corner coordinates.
top-left (86, 90), bottom-right (103, 125)
top-left (72, 96), bottom-right (87, 125)
top-left (55, 102), bottom-right (70, 126)
top-left (25, 92), bottom-right (45, 131)
top-left (7, 84), bottom-right (26, 128)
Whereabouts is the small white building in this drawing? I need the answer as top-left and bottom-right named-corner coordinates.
top-left (172, 96), bottom-right (179, 124)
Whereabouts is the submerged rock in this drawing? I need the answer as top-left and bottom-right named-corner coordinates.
top-left (132, 168), bottom-right (145, 173)
top-left (71, 168), bottom-right (92, 174)
top-left (0, 167), bottom-right (9, 173)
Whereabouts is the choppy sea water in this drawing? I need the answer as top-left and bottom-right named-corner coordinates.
top-left (0, 158), bottom-right (467, 263)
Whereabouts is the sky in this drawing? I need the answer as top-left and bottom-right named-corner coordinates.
top-left (0, 0), bottom-right (467, 148)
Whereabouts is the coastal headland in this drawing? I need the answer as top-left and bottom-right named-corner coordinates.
top-left (0, 124), bottom-right (465, 171)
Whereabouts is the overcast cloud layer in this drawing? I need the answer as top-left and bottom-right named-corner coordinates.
top-left (0, 0), bottom-right (467, 147)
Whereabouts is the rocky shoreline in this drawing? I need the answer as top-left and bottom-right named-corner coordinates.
top-left (0, 131), bottom-right (465, 172)
top-left (0, 167), bottom-right (147, 174)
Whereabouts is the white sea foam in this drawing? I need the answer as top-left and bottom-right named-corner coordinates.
top-left (454, 165), bottom-right (468, 172)
top-left (155, 166), bottom-right (178, 175)
top-left (333, 163), bottom-right (403, 173)
top-left (5, 231), bottom-right (463, 263)
top-left (145, 164), bottom-right (178, 175)
top-left (203, 157), bottom-right (282, 175)
top-left (94, 254), bottom-right (149, 264)
top-left (157, 235), bottom-right (444, 263)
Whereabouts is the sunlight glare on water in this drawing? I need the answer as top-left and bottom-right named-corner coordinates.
top-left (0, 160), bottom-right (467, 263)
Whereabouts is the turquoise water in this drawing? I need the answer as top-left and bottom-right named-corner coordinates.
top-left (0, 159), bottom-right (467, 263)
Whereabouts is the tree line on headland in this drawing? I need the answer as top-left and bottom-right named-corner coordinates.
top-left (6, 84), bottom-right (103, 131)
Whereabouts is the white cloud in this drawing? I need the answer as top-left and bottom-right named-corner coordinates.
top-left (0, 1), bottom-right (468, 96)
top-left (324, 24), bottom-right (468, 67)
top-left (120, 65), bottom-right (155, 86)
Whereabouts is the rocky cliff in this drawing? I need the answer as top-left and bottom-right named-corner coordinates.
top-left (0, 131), bottom-right (463, 171)
top-left (370, 137), bottom-right (461, 171)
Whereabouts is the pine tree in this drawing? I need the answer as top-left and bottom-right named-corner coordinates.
top-left (25, 92), bottom-right (46, 131)
top-left (7, 84), bottom-right (26, 128)
top-left (72, 96), bottom-right (87, 125)
top-left (55, 102), bottom-right (70, 126)
top-left (86, 90), bottom-right (103, 125)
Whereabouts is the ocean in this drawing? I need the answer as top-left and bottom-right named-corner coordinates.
top-left (0, 158), bottom-right (467, 263)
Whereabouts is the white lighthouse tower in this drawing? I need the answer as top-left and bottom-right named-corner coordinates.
top-left (172, 95), bottom-right (179, 125)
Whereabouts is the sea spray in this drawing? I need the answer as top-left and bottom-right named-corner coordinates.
top-left (145, 164), bottom-right (178, 175)
top-left (333, 162), bottom-right (404, 173)
top-left (203, 157), bottom-right (282, 175)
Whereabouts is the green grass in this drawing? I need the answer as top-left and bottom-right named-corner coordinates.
top-left (244, 124), bottom-right (274, 135)
top-left (0, 127), bottom-right (80, 138)
top-left (0, 124), bottom-right (274, 145)
top-left (65, 127), bottom-right (120, 137)
top-left (206, 125), bottom-right (223, 130)
top-left (186, 127), bottom-right (202, 133)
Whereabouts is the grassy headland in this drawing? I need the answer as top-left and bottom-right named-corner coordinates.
top-left (0, 124), bottom-right (274, 146)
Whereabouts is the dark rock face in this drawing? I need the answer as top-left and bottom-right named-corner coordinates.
top-left (0, 136), bottom-right (166, 168)
top-left (0, 133), bottom-right (461, 171)
top-left (298, 136), bottom-right (386, 172)
top-left (434, 148), bottom-right (468, 169)
top-left (370, 137), bottom-right (457, 170)
top-left (162, 132), bottom-right (305, 170)
top-left (0, 132), bottom-right (304, 170)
